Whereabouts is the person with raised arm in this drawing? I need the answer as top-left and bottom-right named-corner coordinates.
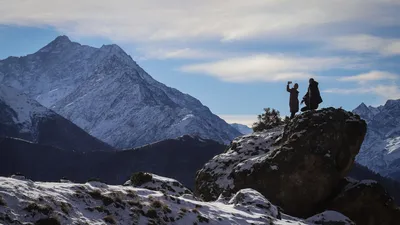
top-left (286, 81), bottom-right (299, 119)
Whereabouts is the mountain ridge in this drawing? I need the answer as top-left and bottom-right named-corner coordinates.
top-left (0, 84), bottom-right (113, 152)
top-left (0, 36), bottom-right (241, 149)
top-left (353, 99), bottom-right (400, 182)
top-left (0, 135), bottom-right (226, 189)
top-left (230, 123), bottom-right (253, 135)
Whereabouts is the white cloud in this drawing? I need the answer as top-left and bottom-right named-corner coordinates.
top-left (338, 70), bottom-right (398, 82)
top-left (136, 47), bottom-right (227, 60)
top-left (323, 87), bottom-right (370, 95)
top-left (0, 0), bottom-right (399, 43)
top-left (180, 54), bottom-right (365, 83)
top-left (324, 85), bottom-right (400, 99)
top-left (330, 34), bottom-right (400, 56)
top-left (373, 85), bottom-right (400, 99)
top-left (219, 114), bottom-right (257, 127)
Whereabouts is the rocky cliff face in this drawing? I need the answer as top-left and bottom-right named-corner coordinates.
top-left (0, 36), bottom-right (241, 149)
top-left (195, 108), bottom-right (367, 216)
top-left (353, 100), bottom-right (400, 181)
top-left (195, 108), bottom-right (400, 224)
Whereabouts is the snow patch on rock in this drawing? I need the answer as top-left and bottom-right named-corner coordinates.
top-left (200, 126), bottom-right (283, 191)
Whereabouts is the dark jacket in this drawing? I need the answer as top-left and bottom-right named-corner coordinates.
top-left (287, 85), bottom-right (299, 112)
top-left (303, 80), bottom-right (322, 107)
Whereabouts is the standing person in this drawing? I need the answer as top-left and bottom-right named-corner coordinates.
top-left (301, 78), bottom-right (323, 112)
top-left (286, 81), bottom-right (299, 119)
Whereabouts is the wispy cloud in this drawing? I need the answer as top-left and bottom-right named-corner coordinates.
top-left (136, 47), bottom-right (227, 60)
top-left (338, 70), bottom-right (399, 83)
top-left (180, 54), bottom-right (365, 83)
top-left (1, 1), bottom-right (399, 43)
top-left (329, 34), bottom-right (400, 56)
top-left (324, 84), bottom-right (400, 99)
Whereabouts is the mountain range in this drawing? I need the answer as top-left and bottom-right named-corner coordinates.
top-left (353, 100), bottom-right (400, 182)
top-left (0, 135), bottom-right (225, 189)
top-left (0, 36), bottom-right (240, 149)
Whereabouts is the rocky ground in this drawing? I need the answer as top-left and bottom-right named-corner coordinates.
top-left (0, 174), bottom-right (352, 225)
top-left (1, 108), bottom-right (399, 225)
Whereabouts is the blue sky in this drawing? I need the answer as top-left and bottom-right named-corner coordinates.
top-left (1, 1), bottom-right (400, 126)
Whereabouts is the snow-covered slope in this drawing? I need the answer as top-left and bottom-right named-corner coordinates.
top-left (0, 84), bottom-right (113, 152)
top-left (0, 36), bottom-right (241, 149)
top-left (353, 100), bottom-right (400, 181)
top-left (0, 84), bottom-right (53, 133)
top-left (0, 175), bottom-right (354, 225)
top-left (230, 123), bottom-right (252, 135)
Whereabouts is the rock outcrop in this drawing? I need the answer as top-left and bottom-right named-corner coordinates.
top-left (327, 177), bottom-right (400, 225)
top-left (195, 108), bottom-right (367, 217)
top-left (124, 172), bottom-right (193, 197)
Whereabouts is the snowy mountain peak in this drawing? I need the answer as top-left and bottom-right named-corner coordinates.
top-left (352, 102), bottom-right (382, 121)
top-left (53, 35), bottom-right (71, 43)
top-left (0, 37), bottom-right (241, 148)
top-left (353, 99), bottom-right (400, 182)
top-left (353, 102), bottom-right (369, 114)
top-left (358, 102), bottom-right (368, 109)
top-left (38, 35), bottom-right (76, 53)
top-left (100, 44), bottom-right (123, 52)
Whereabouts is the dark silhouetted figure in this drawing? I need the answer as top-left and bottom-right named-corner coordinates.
top-left (286, 81), bottom-right (299, 119)
top-left (301, 78), bottom-right (323, 112)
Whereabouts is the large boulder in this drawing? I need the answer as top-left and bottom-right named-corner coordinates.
top-left (124, 172), bottom-right (193, 197)
top-left (195, 108), bottom-right (367, 217)
top-left (326, 177), bottom-right (400, 225)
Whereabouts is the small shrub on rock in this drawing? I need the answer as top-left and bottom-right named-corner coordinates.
top-left (180, 207), bottom-right (188, 213)
top-left (151, 200), bottom-right (163, 208)
top-left (103, 215), bottom-right (116, 224)
top-left (130, 172), bottom-right (153, 186)
top-left (162, 205), bottom-right (172, 213)
top-left (24, 202), bottom-right (53, 215)
top-left (145, 208), bottom-right (158, 219)
top-left (252, 108), bottom-right (282, 132)
top-left (126, 189), bottom-right (138, 198)
top-left (197, 214), bottom-right (209, 223)
top-left (88, 190), bottom-right (114, 206)
top-left (60, 202), bottom-right (71, 215)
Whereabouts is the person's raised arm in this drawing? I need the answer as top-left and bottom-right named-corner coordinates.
top-left (286, 82), bottom-right (291, 92)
